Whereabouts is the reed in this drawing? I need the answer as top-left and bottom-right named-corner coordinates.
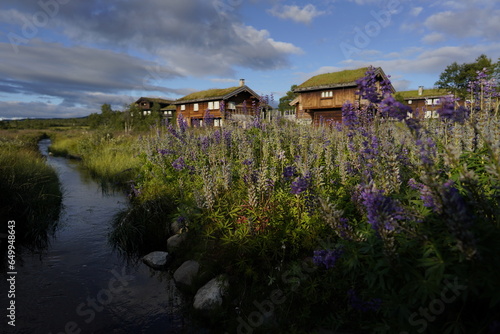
top-left (0, 130), bottom-right (62, 250)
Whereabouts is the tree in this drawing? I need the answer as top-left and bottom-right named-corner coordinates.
top-left (278, 85), bottom-right (298, 112)
top-left (435, 54), bottom-right (498, 99)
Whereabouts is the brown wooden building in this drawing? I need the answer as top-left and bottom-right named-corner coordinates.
top-left (292, 67), bottom-right (394, 125)
top-left (135, 97), bottom-right (176, 121)
top-left (398, 87), bottom-right (458, 119)
top-left (172, 80), bottom-right (261, 127)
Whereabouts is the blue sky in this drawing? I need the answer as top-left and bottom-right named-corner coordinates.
top-left (0, 0), bottom-right (499, 119)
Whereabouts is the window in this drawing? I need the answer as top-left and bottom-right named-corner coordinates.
top-left (228, 101), bottom-right (236, 110)
top-left (208, 101), bottom-right (214, 110)
top-left (433, 99), bottom-right (441, 105)
top-left (194, 103), bottom-right (199, 111)
top-left (408, 100), bottom-right (412, 105)
top-left (214, 101), bottom-right (220, 110)
top-left (181, 104), bottom-right (186, 111)
top-left (321, 91), bottom-right (333, 98)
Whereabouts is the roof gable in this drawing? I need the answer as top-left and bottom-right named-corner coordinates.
top-left (295, 67), bottom-right (371, 92)
top-left (398, 89), bottom-right (452, 99)
top-left (174, 85), bottom-right (260, 104)
top-left (135, 97), bottom-right (174, 105)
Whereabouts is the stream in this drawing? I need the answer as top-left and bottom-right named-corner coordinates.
top-left (1, 139), bottom-right (192, 334)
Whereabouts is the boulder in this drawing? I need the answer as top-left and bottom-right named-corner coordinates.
top-left (193, 276), bottom-right (228, 312)
top-left (173, 260), bottom-right (200, 288)
top-left (167, 233), bottom-right (187, 252)
top-left (142, 251), bottom-right (171, 269)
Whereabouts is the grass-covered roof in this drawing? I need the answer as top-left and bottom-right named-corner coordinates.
top-left (397, 88), bottom-right (451, 99)
top-left (296, 67), bottom-right (370, 90)
top-left (136, 97), bottom-right (173, 104)
top-left (176, 87), bottom-right (241, 102)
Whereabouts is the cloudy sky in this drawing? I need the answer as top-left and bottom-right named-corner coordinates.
top-left (1, 0), bottom-right (499, 119)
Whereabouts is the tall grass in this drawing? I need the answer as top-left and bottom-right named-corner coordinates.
top-left (0, 130), bottom-right (62, 250)
top-left (49, 130), bottom-right (141, 190)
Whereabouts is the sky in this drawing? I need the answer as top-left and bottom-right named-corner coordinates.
top-left (0, 0), bottom-right (499, 119)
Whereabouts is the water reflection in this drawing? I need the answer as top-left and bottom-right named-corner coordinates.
top-left (0, 139), bottom-right (188, 333)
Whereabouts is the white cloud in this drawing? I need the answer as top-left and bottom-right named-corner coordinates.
top-left (410, 7), bottom-right (423, 16)
top-left (424, 6), bottom-right (500, 41)
top-left (421, 32), bottom-right (446, 45)
top-left (268, 4), bottom-right (326, 24)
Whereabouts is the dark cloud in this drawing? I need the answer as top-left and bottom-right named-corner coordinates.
top-left (0, 0), bottom-right (301, 118)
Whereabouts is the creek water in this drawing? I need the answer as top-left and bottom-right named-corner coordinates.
top-left (1, 139), bottom-right (191, 334)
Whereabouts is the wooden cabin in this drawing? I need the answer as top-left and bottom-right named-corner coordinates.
top-left (135, 97), bottom-right (176, 121)
top-left (398, 87), bottom-right (457, 119)
top-left (292, 67), bottom-right (394, 125)
top-left (172, 79), bottom-right (261, 127)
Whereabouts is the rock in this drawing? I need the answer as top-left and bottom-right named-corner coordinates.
top-left (167, 233), bottom-right (187, 253)
top-left (171, 220), bottom-right (182, 234)
top-left (193, 276), bottom-right (228, 312)
top-left (142, 251), bottom-right (171, 269)
top-left (173, 260), bottom-right (200, 288)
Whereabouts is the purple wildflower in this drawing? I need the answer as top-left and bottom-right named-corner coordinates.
top-left (356, 66), bottom-right (384, 104)
top-left (283, 166), bottom-right (296, 180)
top-left (291, 173), bottom-right (311, 195)
top-left (360, 185), bottom-right (409, 233)
top-left (347, 289), bottom-right (382, 312)
top-left (178, 114), bottom-right (188, 133)
top-left (242, 159), bottom-right (253, 166)
top-left (408, 178), bottom-right (440, 213)
top-left (172, 156), bottom-right (187, 170)
top-left (342, 102), bottom-right (359, 129)
top-left (313, 248), bottom-right (343, 269)
top-left (379, 95), bottom-right (412, 121)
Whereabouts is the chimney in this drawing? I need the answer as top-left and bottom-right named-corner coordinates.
top-left (239, 79), bottom-right (245, 87)
top-left (418, 86), bottom-right (424, 96)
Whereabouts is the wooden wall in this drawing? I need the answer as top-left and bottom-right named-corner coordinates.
top-left (300, 87), bottom-right (359, 110)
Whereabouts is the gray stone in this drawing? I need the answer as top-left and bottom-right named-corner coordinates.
top-left (142, 251), bottom-right (171, 269)
top-left (173, 260), bottom-right (200, 288)
top-left (170, 220), bottom-right (182, 234)
top-left (193, 276), bottom-right (228, 312)
top-left (167, 233), bottom-right (187, 252)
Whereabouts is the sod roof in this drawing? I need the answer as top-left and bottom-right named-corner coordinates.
top-left (295, 67), bottom-right (371, 91)
top-left (135, 97), bottom-right (173, 105)
top-left (176, 87), bottom-right (241, 102)
top-left (397, 88), bottom-right (451, 99)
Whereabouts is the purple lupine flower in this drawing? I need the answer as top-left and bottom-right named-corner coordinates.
top-left (172, 156), bottom-right (187, 170)
top-left (347, 289), bottom-right (382, 312)
top-left (360, 185), bottom-right (409, 233)
top-left (379, 95), bottom-right (412, 121)
top-left (313, 247), bottom-right (343, 269)
top-left (290, 173), bottom-right (311, 195)
top-left (157, 148), bottom-right (176, 156)
top-left (416, 138), bottom-right (436, 166)
top-left (283, 166), bottom-right (296, 180)
top-left (408, 178), bottom-right (440, 213)
top-left (201, 136), bottom-right (210, 152)
top-left (223, 130), bottom-right (232, 148)
top-left (242, 159), bottom-right (253, 166)
top-left (212, 129), bottom-right (222, 144)
top-left (342, 102), bottom-right (359, 129)
top-left (178, 114), bottom-right (188, 133)
top-left (203, 109), bottom-right (214, 127)
top-left (356, 66), bottom-right (383, 104)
